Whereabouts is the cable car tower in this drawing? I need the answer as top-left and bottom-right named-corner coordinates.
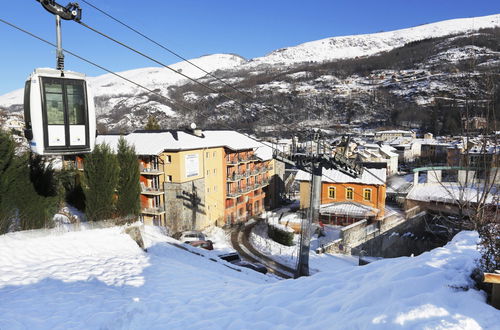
top-left (24, 0), bottom-right (96, 156)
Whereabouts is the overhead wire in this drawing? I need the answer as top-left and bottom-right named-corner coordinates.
top-left (0, 16), bottom-right (393, 207)
top-left (74, 18), bottom-right (392, 189)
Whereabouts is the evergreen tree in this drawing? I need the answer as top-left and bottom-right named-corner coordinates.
top-left (0, 130), bottom-right (17, 233)
top-left (144, 116), bottom-right (161, 130)
top-left (116, 137), bottom-right (141, 219)
top-left (83, 143), bottom-right (119, 221)
top-left (0, 130), bottom-right (58, 233)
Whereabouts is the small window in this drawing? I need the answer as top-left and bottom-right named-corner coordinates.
top-left (167, 175), bottom-right (172, 182)
top-left (213, 151), bottom-right (216, 157)
top-left (207, 187), bottom-right (210, 193)
top-left (165, 155), bottom-right (171, 163)
top-left (214, 186), bottom-right (217, 192)
top-left (328, 187), bottom-right (336, 199)
top-left (213, 169), bottom-right (216, 174)
top-left (346, 188), bottom-right (354, 200)
top-left (206, 152), bottom-right (209, 158)
top-left (206, 170), bottom-right (210, 176)
top-left (363, 189), bottom-right (372, 201)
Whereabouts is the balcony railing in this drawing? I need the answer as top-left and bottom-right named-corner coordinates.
top-left (141, 186), bottom-right (164, 195)
top-left (141, 206), bottom-right (166, 215)
top-left (140, 165), bottom-right (163, 175)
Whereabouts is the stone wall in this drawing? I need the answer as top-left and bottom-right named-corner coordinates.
top-left (164, 178), bottom-right (208, 233)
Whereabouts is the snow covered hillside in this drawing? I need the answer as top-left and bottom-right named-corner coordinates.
top-left (249, 14), bottom-right (500, 67)
top-left (1, 14), bottom-right (499, 132)
top-left (0, 227), bottom-right (498, 329)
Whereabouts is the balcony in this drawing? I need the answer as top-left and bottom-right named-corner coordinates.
top-left (226, 157), bottom-right (239, 165)
top-left (140, 165), bottom-right (163, 175)
top-left (227, 172), bottom-right (244, 181)
top-left (141, 186), bottom-right (164, 196)
top-left (141, 206), bottom-right (166, 215)
top-left (227, 189), bottom-right (243, 198)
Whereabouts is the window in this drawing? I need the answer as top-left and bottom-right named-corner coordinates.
top-left (207, 187), bottom-right (210, 193)
top-left (43, 79), bottom-right (87, 126)
top-left (165, 155), bottom-right (171, 163)
top-left (214, 186), bottom-right (217, 192)
top-left (346, 187), bottom-right (354, 200)
top-left (66, 83), bottom-right (85, 124)
top-left (206, 152), bottom-right (209, 158)
top-left (213, 169), bottom-right (216, 174)
top-left (166, 175), bottom-right (172, 182)
top-left (213, 151), bottom-right (216, 157)
top-left (44, 83), bottom-right (64, 124)
top-left (206, 170), bottom-right (210, 176)
top-left (363, 189), bottom-right (372, 201)
top-left (328, 187), bottom-right (336, 199)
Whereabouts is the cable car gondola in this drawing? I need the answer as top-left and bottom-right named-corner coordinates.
top-left (24, 68), bottom-right (96, 155)
top-left (24, 0), bottom-right (95, 156)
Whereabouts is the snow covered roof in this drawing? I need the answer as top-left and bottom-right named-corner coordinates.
top-left (295, 167), bottom-right (386, 185)
top-left (96, 130), bottom-right (273, 160)
top-left (406, 183), bottom-right (498, 205)
top-left (375, 130), bottom-right (413, 135)
top-left (320, 202), bottom-right (379, 217)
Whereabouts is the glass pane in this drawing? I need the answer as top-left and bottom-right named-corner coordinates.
top-left (46, 92), bottom-right (65, 125)
top-left (23, 81), bottom-right (31, 124)
top-left (45, 83), bottom-right (63, 94)
top-left (66, 83), bottom-right (86, 125)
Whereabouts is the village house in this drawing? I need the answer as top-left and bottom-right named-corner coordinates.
top-left (355, 143), bottom-right (399, 176)
top-left (374, 129), bottom-right (416, 142)
top-left (295, 167), bottom-right (386, 226)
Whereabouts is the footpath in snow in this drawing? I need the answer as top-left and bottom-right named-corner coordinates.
top-left (0, 226), bottom-right (498, 329)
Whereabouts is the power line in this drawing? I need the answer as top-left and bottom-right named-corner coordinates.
top-left (0, 17), bottom-right (391, 205)
top-left (80, 0), bottom-right (254, 100)
top-left (74, 18), bottom-right (393, 190)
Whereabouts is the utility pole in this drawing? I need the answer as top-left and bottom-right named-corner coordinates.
top-left (274, 130), bottom-right (362, 278)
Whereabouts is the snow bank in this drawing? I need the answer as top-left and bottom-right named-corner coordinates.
top-left (0, 228), bottom-right (497, 329)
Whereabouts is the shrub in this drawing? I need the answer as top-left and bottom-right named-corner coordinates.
top-left (268, 223), bottom-right (294, 246)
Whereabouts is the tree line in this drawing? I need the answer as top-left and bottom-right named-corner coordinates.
top-left (0, 130), bottom-right (141, 234)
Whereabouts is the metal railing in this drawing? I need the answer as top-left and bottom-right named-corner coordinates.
top-left (141, 206), bottom-right (166, 215)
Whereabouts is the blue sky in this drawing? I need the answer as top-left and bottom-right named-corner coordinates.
top-left (0, 0), bottom-right (499, 95)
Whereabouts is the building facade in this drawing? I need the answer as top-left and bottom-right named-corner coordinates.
top-left (296, 168), bottom-right (386, 226)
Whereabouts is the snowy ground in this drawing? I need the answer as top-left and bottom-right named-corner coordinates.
top-left (0, 226), bottom-right (498, 329)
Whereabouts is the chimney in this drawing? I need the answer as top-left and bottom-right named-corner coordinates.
top-left (188, 123), bottom-right (203, 137)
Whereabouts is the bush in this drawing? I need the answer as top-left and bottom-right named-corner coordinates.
top-left (268, 223), bottom-right (295, 246)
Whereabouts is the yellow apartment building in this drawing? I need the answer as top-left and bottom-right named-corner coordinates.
top-left (96, 128), bottom-right (279, 232)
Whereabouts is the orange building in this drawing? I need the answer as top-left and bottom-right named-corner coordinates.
top-left (296, 168), bottom-right (386, 226)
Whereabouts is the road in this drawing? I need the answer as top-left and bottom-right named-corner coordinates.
top-left (231, 220), bottom-right (296, 279)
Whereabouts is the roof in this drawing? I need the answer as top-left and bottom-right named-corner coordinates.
top-left (406, 183), bottom-right (498, 205)
top-left (96, 130), bottom-right (273, 160)
top-left (295, 167), bottom-right (386, 185)
top-left (375, 130), bottom-right (413, 135)
top-left (320, 202), bottom-right (379, 217)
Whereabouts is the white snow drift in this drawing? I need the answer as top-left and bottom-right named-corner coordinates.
top-left (0, 226), bottom-right (498, 329)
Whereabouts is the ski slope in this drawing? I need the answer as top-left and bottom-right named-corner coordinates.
top-left (0, 226), bottom-right (497, 329)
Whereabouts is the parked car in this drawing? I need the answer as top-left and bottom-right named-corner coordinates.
top-left (187, 240), bottom-right (214, 250)
top-left (218, 252), bottom-right (268, 274)
top-left (178, 231), bottom-right (206, 243)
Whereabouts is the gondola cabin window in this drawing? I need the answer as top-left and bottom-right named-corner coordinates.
top-left (44, 82), bottom-right (65, 124)
top-left (66, 83), bottom-right (86, 125)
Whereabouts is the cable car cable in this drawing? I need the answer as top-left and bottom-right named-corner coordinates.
top-left (0, 17), bottom-right (393, 198)
top-left (74, 19), bottom-right (311, 140)
top-left (80, 0), bottom-right (254, 100)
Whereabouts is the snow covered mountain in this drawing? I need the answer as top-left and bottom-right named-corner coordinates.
top-left (1, 14), bottom-right (499, 133)
top-left (248, 14), bottom-right (500, 67)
